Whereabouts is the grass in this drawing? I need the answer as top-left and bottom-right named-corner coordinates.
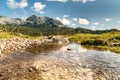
top-left (0, 32), bottom-right (120, 53)
top-left (0, 32), bottom-right (42, 39)
top-left (67, 31), bottom-right (120, 53)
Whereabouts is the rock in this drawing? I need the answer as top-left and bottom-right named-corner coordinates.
top-left (0, 36), bottom-right (68, 57)
top-left (0, 50), bottom-right (2, 55)
top-left (0, 45), bottom-right (5, 50)
top-left (111, 43), bottom-right (120, 47)
top-left (67, 48), bottom-right (71, 51)
top-left (52, 36), bottom-right (69, 44)
top-left (108, 63), bottom-right (118, 68)
top-left (28, 66), bottom-right (37, 72)
top-left (0, 73), bottom-right (2, 77)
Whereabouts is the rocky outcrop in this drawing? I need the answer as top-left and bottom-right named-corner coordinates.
top-left (42, 36), bottom-right (69, 44)
top-left (0, 36), bottom-right (69, 57)
top-left (0, 38), bottom-right (42, 57)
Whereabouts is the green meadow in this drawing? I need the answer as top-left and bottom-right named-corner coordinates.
top-left (67, 31), bottom-right (120, 53)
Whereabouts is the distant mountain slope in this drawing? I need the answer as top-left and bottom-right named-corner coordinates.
top-left (0, 16), bottom-right (24, 25)
top-left (26, 15), bottom-right (64, 27)
top-left (0, 15), bottom-right (119, 36)
top-left (0, 15), bottom-right (64, 27)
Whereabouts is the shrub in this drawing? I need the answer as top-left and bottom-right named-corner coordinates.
top-left (81, 39), bottom-right (108, 46)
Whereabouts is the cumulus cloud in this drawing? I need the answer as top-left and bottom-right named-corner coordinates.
top-left (63, 15), bottom-right (70, 18)
top-left (47, 0), bottom-right (68, 2)
top-left (47, 0), bottom-right (96, 3)
top-left (91, 26), bottom-right (96, 30)
top-left (31, 2), bottom-right (46, 14)
top-left (72, 0), bottom-right (96, 3)
top-left (72, 18), bottom-right (78, 21)
top-left (105, 18), bottom-right (112, 22)
top-left (92, 22), bottom-right (99, 26)
top-left (79, 18), bottom-right (89, 25)
top-left (56, 17), bottom-right (70, 25)
top-left (117, 21), bottom-right (120, 23)
top-left (7, 0), bottom-right (28, 9)
top-left (71, 23), bottom-right (76, 27)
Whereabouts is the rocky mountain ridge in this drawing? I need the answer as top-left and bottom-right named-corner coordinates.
top-left (0, 16), bottom-right (24, 25)
top-left (0, 15), bottom-right (64, 27)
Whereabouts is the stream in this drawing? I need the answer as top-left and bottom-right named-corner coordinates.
top-left (0, 43), bottom-right (120, 80)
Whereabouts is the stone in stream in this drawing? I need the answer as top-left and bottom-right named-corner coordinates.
top-left (108, 63), bottom-right (118, 68)
top-left (0, 73), bottom-right (2, 77)
top-left (67, 48), bottom-right (72, 51)
top-left (28, 66), bottom-right (37, 72)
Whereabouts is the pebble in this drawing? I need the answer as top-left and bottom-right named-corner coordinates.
top-left (28, 66), bottom-right (37, 72)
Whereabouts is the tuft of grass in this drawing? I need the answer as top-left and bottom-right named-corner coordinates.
top-left (109, 47), bottom-right (120, 53)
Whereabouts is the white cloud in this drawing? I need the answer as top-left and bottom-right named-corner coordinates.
top-left (117, 21), bottom-right (120, 23)
top-left (47, 0), bottom-right (68, 2)
top-left (56, 17), bottom-right (70, 25)
top-left (47, 0), bottom-right (96, 3)
top-left (72, 18), bottom-right (78, 21)
top-left (7, 0), bottom-right (28, 9)
top-left (63, 15), bottom-right (70, 18)
top-left (72, 0), bottom-right (96, 3)
top-left (79, 18), bottom-right (90, 25)
top-left (31, 2), bottom-right (46, 14)
top-left (92, 22), bottom-right (99, 26)
top-left (105, 18), bottom-right (112, 22)
top-left (91, 26), bottom-right (96, 30)
top-left (56, 17), bottom-right (61, 20)
top-left (71, 23), bottom-right (76, 27)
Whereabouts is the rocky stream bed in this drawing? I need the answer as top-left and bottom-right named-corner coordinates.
top-left (0, 38), bottom-right (120, 80)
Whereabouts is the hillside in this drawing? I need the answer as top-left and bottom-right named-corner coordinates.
top-left (0, 15), bottom-right (119, 36)
top-left (0, 15), bottom-right (64, 27)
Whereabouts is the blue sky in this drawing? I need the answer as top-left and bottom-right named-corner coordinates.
top-left (0, 0), bottom-right (120, 30)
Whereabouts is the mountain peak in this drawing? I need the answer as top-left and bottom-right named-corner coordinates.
top-left (0, 15), bottom-right (64, 27)
top-left (29, 15), bottom-right (39, 18)
top-left (26, 15), bottom-right (64, 27)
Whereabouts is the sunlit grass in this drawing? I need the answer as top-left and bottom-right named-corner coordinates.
top-left (67, 31), bottom-right (120, 53)
top-left (0, 32), bottom-right (39, 39)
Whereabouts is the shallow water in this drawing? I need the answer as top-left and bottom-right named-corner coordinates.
top-left (0, 43), bottom-right (120, 80)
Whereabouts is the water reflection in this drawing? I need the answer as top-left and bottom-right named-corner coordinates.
top-left (0, 43), bottom-right (120, 80)
top-left (44, 43), bottom-right (120, 79)
top-left (52, 43), bottom-right (120, 68)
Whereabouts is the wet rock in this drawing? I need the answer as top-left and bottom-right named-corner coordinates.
top-left (67, 48), bottom-right (71, 51)
top-left (52, 37), bottom-right (69, 44)
top-left (41, 69), bottom-right (49, 72)
top-left (0, 73), bottom-right (2, 77)
top-left (28, 66), bottom-right (37, 72)
top-left (108, 63), bottom-right (118, 68)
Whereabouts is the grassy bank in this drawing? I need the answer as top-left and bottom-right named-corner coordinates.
top-left (0, 31), bottom-right (120, 53)
top-left (67, 31), bottom-right (120, 53)
top-left (0, 32), bottom-right (41, 39)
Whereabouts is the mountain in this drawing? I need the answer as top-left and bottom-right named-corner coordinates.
top-left (26, 15), bottom-right (64, 27)
top-left (0, 15), bottom-right (64, 27)
top-left (0, 16), bottom-right (24, 25)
